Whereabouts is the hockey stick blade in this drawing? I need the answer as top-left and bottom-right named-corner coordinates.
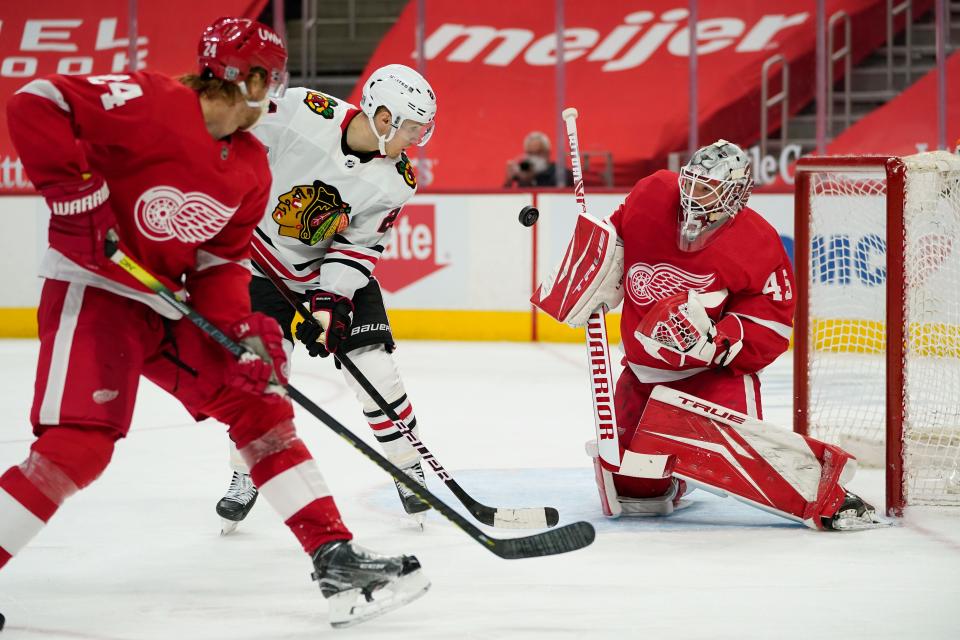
top-left (287, 385), bottom-right (591, 559)
top-left (490, 521), bottom-right (595, 560)
top-left (105, 239), bottom-right (594, 559)
top-left (249, 248), bottom-right (561, 529)
top-left (458, 492), bottom-right (560, 529)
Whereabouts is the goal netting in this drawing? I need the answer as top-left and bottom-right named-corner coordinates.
top-left (794, 151), bottom-right (960, 514)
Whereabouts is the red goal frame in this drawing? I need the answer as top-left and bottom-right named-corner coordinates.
top-left (793, 156), bottom-right (908, 517)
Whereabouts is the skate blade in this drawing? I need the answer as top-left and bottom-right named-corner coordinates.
top-left (831, 513), bottom-right (894, 531)
top-left (328, 570), bottom-right (431, 629)
top-left (220, 518), bottom-right (240, 536)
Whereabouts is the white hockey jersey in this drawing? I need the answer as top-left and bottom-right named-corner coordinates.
top-left (250, 87), bottom-right (418, 297)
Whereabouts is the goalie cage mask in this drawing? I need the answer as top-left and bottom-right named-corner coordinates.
top-left (677, 139), bottom-right (753, 252)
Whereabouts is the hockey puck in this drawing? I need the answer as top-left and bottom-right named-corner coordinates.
top-left (518, 206), bottom-right (539, 227)
top-left (1, 611), bottom-right (5, 631)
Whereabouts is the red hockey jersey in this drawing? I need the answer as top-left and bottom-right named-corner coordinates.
top-left (609, 170), bottom-right (795, 383)
top-left (6, 72), bottom-right (271, 328)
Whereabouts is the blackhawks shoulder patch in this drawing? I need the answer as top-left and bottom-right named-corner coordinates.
top-left (303, 91), bottom-right (338, 119)
top-left (396, 152), bottom-right (417, 189)
top-left (271, 179), bottom-right (351, 246)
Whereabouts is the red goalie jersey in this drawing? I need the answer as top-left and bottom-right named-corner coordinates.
top-left (610, 170), bottom-right (795, 386)
top-left (6, 71), bottom-right (271, 329)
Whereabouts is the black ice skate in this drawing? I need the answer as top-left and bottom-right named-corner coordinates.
top-left (394, 461), bottom-right (430, 526)
top-left (823, 491), bottom-right (890, 531)
top-left (311, 540), bottom-right (430, 628)
top-left (216, 471), bottom-right (258, 535)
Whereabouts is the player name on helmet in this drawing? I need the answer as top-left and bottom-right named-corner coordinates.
top-left (257, 27), bottom-right (284, 46)
top-left (424, 10), bottom-right (808, 71)
top-left (677, 394), bottom-right (746, 424)
top-left (586, 315), bottom-right (616, 441)
top-left (52, 182), bottom-right (110, 215)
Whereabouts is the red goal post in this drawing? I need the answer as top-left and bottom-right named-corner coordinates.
top-left (793, 152), bottom-right (960, 516)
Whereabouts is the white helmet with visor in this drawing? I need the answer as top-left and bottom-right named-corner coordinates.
top-left (359, 64), bottom-right (437, 155)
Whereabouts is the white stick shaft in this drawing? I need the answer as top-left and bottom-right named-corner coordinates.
top-left (562, 107), bottom-right (622, 472)
top-left (562, 111), bottom-right (588, 217)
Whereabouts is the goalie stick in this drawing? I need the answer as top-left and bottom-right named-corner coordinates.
top-left (249, 245), bottom-right (560, 529)
top-left (561, 107), bottom-right (623, 472)
top-left (104, 233), bottom-right (592, 559)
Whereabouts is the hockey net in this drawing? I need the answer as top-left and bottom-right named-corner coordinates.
top-left (794, 152), bottom-right (960, 515)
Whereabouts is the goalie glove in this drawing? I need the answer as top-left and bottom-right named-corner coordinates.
top-left (531, 214), bottom-right (624, 327)
top-left (634, 290), bottom-right (743, 370)
top-left (295, 291), bottom-right (354, 358)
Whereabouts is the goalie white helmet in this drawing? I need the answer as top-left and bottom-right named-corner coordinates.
top-left (677, 139), bottom-right (753, 252)
top-left (360, 64), bottom-right (437, 156)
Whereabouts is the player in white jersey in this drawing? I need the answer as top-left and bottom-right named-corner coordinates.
top-left (215, 64), bottom-right (438, 533)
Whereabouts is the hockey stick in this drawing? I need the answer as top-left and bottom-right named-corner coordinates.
top-left (104, 234), bottom-right (592, 559)
top-left (249, 246), bottom-right (559, 529)
top-left (561, 107), bottom-right (623, 472)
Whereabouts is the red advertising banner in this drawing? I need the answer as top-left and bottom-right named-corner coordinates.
top-left (350, 1), bottom-right (920, 190)
top-left (0, 1), bottom-right (267, 194)
top-left (376, 203), bottom-right (449, 293)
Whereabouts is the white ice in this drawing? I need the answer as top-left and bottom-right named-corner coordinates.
top-left (1, 340), bottom-right (958, 639)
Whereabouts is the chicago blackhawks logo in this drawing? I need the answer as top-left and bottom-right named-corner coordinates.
top-left (272, 180), bottom-right (351, 246)
top-left (133, 186), bottom-right (237, 243)
top-left (303, 91), bottom-right (338, 118)
top-left (626, 262), bottom-right (716, 306)
top-left (396, 152), bottom-right (417, 189)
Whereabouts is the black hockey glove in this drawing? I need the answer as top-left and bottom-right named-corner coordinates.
top-left (296, 291), bottom-right (354, 358)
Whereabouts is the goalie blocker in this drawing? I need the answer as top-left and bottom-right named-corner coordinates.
top-left (588, 386), bottom-right (885, 530)
top-left (531, 213), bottom-right (624, 326)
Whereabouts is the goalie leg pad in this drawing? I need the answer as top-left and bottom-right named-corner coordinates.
top-left (631, 386), bottom-right (860, 528)
top-left (531, 214), bottom-right (624, 327)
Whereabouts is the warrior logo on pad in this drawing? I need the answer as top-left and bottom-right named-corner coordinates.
top-left (626, 262), bottom-right (715, 306)
top-left (272, 180), bottom-right (352, 245)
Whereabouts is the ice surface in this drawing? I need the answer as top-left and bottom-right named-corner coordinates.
top-left (1, 340), bottom-right (958, 639)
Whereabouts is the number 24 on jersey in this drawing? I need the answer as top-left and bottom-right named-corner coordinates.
top-left (88, 75), bottom-right (144, 111)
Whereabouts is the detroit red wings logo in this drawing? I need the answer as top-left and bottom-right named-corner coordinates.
top-left (626, 262), bottom-right (716, 306)
top-left (134, 186), bottom-right (238, 243)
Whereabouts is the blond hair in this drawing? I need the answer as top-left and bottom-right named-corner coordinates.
top-left (179, 68), bottom-right (266, 103)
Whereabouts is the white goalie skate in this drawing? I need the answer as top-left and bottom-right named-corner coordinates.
top-left (311, 540), bottom-right (430, 628)
top-left (823, 492), bottom-right (892, 531)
